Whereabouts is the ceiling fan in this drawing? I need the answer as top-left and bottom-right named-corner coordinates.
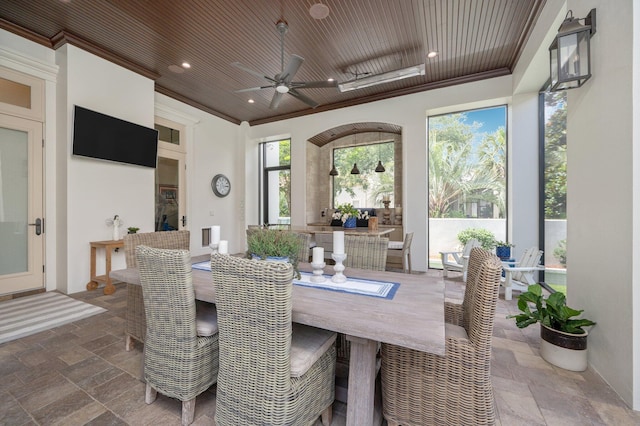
top-left (232, 20), bottom-right (338, 109)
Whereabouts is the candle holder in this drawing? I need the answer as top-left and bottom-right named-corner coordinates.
top-left (331, 253), bottom-right (347, 283)
top-left (209, 242), bottom-right (219, 253)
top-left (310, 261), bottom-right (326, 283)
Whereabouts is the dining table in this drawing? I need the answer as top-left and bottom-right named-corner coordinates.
top-left (110, 255), bottom-right (445, 426)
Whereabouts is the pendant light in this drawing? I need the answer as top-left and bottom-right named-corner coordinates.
top-left (375, 133), bottom-right (385, 172)
top-left (329, 163), bottom-right (338, 176)
top-left (350, 131), bottom-right (360, 174)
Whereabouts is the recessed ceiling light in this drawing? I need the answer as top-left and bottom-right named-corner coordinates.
top-left (328, 78), bottom-right (335, 82)
top-left (181, 62), bottom-right (191, 69)
top-left (248, 99), bottom-right (255, 104)
top-left (427, 51), bottom-right (438, 59)
top-left (309, 3), bottom-right (330, 20)
top-left (168, 64), bottom-right (184, 73)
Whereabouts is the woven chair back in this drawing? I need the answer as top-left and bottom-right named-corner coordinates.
top-left (467, 254), bottom-right (503, 352)
top-left (343, 235), bottom-right (389, 271)
top-left (402, 232), bottom-right (414, 252)
top-left (293, 232), bottom-right (312, 263)
top-left (462, 247), bottom-right (496, 330)
top-left (211, 253), bottom-right (294, 421)
top-left (124, 230), bottom-right (190, 268)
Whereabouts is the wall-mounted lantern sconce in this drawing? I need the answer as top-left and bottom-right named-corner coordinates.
top-left (549, 8), bottom-right (596, 92)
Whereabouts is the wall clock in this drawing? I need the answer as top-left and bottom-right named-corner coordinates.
top-left (211, 174), bottom-right (231, 197)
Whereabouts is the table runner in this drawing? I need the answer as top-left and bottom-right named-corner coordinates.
top-left (193, 261), bottom-right (399, 299)
top-left (294, 272), bottom-right (399, 300)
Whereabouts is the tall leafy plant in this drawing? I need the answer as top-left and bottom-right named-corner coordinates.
top-left (508, 284), bottom-right (595, 334)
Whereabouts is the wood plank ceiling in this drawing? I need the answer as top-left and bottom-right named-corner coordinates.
top-left (0, 0), bottom-right (545, 126)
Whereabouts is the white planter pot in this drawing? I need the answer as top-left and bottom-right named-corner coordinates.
top-left (539, 324), bottom-right (588, 371)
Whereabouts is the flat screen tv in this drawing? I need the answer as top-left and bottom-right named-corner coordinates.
top-left (72, 105), bottom-right (158, 168)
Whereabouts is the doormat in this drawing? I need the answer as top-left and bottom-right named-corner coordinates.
top-left (0, 292), bottom-right (106, 344)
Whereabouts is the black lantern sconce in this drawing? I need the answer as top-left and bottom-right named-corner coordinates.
top-left (549, 9), bottom-right (596, 92)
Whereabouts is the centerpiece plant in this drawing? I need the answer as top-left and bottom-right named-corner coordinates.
top-left (333, 203), bottom-right (368, 227)
top-left (246, 228), bottom-right (302, 278)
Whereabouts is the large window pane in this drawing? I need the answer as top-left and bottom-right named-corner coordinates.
top-left (428, 106), bottom-right (507, 268)
top-left (542, 91), bottom-right (567, 293)
top-left (260, 139), bottom-right (291, 225)
top-left (332, 141), bottom-right (394, 207)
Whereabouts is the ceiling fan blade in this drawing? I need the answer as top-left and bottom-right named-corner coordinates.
top-left (231, 62), bottom-right (276, 83)
top-left (235, 85), bottom-right (274, 93)
top-left (288, 89), bottom-right (319, 108)
top-left (270, 91), bottom-right (284, 109)
top-left (280, 54), bottom-right (304, 83)
top-left (291, 80), bottom-right (339, 89)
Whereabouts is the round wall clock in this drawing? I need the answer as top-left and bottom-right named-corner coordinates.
top-left (211, 174), bottom-right (231, 197)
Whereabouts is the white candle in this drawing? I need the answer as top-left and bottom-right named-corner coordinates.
top-left (395, 205), bottom-right (402, 215)
top-left (211, 226), bottom-right (221, 244)
top-left (312, 246), bottom-right (324, 263)
top-left (333, 231), bottom-right (345, 255)
top-left (218, 240), bottom-right (228, 254)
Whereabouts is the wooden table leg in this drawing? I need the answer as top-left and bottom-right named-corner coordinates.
top-left (86, 246), bottom-right (99, 290)
top-left (346, 335), bottom-right (379, 426)
top-left (103, 245), bottom-right (116, 295)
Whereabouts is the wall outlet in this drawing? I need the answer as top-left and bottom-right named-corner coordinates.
top-left (209, 210), bottom-right (215, 216)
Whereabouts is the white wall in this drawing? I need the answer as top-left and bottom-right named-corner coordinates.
top-left (567, 0), bottom-right (638, 408)
top-left (60, 45), bottom-right (156, 294)
top-left (247, 76), bottom-right (513, 271)
top-left (154, 94), bottom-right (243, 257)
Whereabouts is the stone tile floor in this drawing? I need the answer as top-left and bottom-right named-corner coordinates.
top-left (1, 273), bottom-right (639, 425)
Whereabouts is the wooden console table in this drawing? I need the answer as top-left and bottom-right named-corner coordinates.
top-left (86, 239), bottom-right (124, 295)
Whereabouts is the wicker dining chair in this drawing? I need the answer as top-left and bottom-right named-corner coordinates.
top-left (445, 246), bottom-right (495, 327)
top-left (123, 230), bottom-right (190, 351)
top-left (210, 253), bottom-right (336, 426)
top-left (381, 254), bottom-right (503, 426)
top-left (293, 232), bottom-right (312, 263)
top-left (343, 235), bottom-right (389, 271)
top-left (135, 246), bottom-right (219, 426)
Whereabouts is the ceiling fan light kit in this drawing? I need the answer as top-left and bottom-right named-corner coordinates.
top-left (338, 63), bottom-right (426, 92)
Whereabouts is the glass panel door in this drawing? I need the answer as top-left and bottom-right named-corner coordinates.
top-left (154, 117), bottom-right (186, 232)
top-left (0, 114), bottom-right (43, 294)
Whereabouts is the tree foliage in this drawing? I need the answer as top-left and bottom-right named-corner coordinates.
top-left (544, 92), bottom-right (567, 219)
top-left (428, 112), bottom-right (506, 218)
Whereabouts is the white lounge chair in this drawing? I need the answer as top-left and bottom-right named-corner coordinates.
top-left (439, 238), bottom-right (480, 280)
top-left (501, 246), bottom-right (544, 300)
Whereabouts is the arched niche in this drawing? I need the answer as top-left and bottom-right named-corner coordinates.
top-left (305, 122), bottom-right (403, 225)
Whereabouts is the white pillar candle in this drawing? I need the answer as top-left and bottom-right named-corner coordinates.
top-left (333, 231), bottom-right (345, 255)
top-left (218, 240), bottom-right (228, 254)
top-left (211, 225), bottom-right (221, 244)
top-left (312, 246), bottom-right (324, 263)
top-left (395, 205), bottom-right (402, 215)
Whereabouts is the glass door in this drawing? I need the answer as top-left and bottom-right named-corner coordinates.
top-left (0, 114), bottom-right (44, 294)
top-left (155, 118), bottom-right (186, 232)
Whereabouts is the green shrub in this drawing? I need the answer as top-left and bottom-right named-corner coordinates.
top-left (553, 239), bottom-right (567, 266)
top-left (457, 228), bottom-right (496, 250)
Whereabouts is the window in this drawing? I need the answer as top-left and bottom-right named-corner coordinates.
top-left (332, 140), bottom-right (394, 207)
top-left (540, 91), bottom-right (567, 293)
top-left (259, 139), bottom-right (291, 225)
top-left (428, 106), bottom-right (507, 268)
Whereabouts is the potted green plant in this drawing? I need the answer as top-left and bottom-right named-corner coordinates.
top-left (332, 203), bottom-right (361, 228)
top-left (127, 227), bottom-right (140, 234)
top-left (508, 284), bottom-right (596, 371)
top-left (494, 240), bottom-right (514, 260)
top-left (246, 228), bottom-right (302, 278)
top-left (457, 228), bottom-right (496, 250)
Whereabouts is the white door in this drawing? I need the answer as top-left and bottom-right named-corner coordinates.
top-left (0, 114), bottom-right (44, 294)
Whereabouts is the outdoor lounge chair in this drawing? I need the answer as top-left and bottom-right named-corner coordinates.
top-left (439, 238), bottom-right (480, 280)
top-left (502, 246), bottom-right (544, 300)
